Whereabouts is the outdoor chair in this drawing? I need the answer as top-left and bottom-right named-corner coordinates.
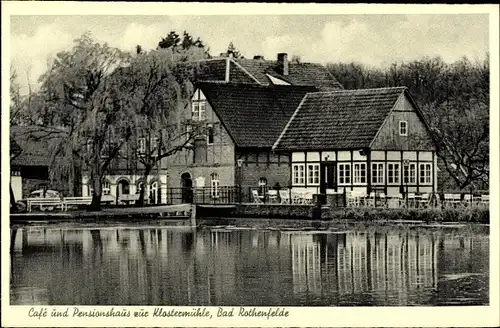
top-left (268, 190), bottom-right (278, 203)
top-left (444, 194), bottom-right (461, 208)
top-left (366, 192), bottom-right (376, 207)
top-left (279, 190), bottom-right (290, 204)
top-left (378, 193), bottom-right (388, 208)
top-left (302, 191), bottom-right (314, 205)
top-left (417, 193), bottom-right (431, 208)
top-left (462, 194), bottom-right (474, 207)
top-left (291, 191), bottom-right (304, 204)
top-left (346, 191), bottom-right (360, 207)
top-left (252, 190), bottom-right (264, 204)
top-left (406, 193), bottom-right (416, 208)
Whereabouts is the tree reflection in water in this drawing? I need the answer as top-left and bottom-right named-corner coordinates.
top-left (10, 224), bottom-right (489, 306)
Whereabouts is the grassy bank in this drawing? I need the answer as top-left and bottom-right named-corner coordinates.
top-left (324, 206), bottom-right (489, 223)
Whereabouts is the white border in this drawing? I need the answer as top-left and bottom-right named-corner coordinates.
top-left (2, 2), bottom-right (499, 327)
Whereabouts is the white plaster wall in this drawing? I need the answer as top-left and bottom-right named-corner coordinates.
top-left (11, 176), bottom-right (22, 201)
top-left (292, 152), bottom-right (305, 162)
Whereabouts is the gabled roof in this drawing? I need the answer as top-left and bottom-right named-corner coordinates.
top-left (10, 125), bottom-right (65, 166)
top-left (195, 57), bottom-right (343, 91)
top-left (273, 87), bottom-right (408, 151)
top-left (199, 83), bottom-right (317, 148)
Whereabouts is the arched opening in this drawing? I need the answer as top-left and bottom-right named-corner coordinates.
top-left (181, 172), bottom-right (193, 203)
top-left (116, 179), bottom-right (130, 204)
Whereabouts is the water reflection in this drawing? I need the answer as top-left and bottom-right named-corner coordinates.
top-left (10, 224), bottom-right (489, 306)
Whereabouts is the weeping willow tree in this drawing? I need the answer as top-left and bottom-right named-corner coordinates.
top-left (123, 47), bottom-right (208, 206)
top-left (31, 32), bottom-right (132, 209)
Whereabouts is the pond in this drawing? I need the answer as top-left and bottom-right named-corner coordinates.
top-left (10, 221), bottom-right (489, 306)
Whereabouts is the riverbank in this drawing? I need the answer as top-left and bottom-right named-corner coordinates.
top-left (197, 203), bottom-right (489, 224)
top-left (11, 203), bottom-right (489, 225)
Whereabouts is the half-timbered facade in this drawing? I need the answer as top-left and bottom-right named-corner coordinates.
top-left (272, 87), bottom-right (437, 197)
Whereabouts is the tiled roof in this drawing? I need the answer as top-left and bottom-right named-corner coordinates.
top-left (273, 87), bottom-right (407, 151)
top-left (195, 58), bottom-right (343, 90)
top-left (10, 125), bottom-right (65, 166)
top-left (199, 83), bottom-right (317, 148)
top-left (234, 58), bottom-right (344, 90)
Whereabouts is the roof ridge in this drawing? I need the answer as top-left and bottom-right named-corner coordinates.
top-left (306, 86), bottom-right (407, 96)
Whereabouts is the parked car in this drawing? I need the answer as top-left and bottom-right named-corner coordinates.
top-left (16, 189), bottom-right (62, 212)
top-left (29, 189), bottom-right (61, 198)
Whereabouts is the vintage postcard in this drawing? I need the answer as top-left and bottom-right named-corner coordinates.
top-left (2, 2), bottom-right (499, 327)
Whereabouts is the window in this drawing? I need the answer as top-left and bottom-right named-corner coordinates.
top-left (371, 163), bottom-right (384, 184)
top-left (103, 180), bottom-right (111, 195)
top-left (353, 163), bottom-right (366, 184)
top-left (388, 163), bottom-right (400, 184)
top-left (403, 163), bottom-right (416, 184)
top-left (192, 101), bottom-right (206, 121)
top-left (420, 163), bottom-right (432, 184)
top-left (399, 121), bottom-right (408, 136)
top-left (138, 137), bottom-right (146, 153)
top-left (338, 163), bottom-right (351, 185)
top-left (207, 124), bottom-right (214, 145)
top-left (292, 164), bottom-right (305, 185)
top-left (307, 164), bottom-right (320, 185)
top-left (211, 173), bottom-right (220, 198)
top-left (88, 185), bottom-right (94, 196)
top-left (151, 136), bottom-right (159, 152)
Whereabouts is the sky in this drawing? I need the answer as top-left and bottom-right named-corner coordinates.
top-left (10, 13), bottom-right (489, 95)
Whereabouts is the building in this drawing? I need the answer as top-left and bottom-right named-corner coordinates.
top-left (272, 87), bottom-right (438, 197)
top-left (77, 52), bottom-right (343, 204)
top-left (10, 125), bottom-right (74, 200)
top-left (166, 82), bottom-right (319, 202)
top-left (196, 52), bottom-right (343, 91)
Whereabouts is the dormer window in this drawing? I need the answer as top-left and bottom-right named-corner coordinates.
top-left (192, 100), bottom-right (206, 121)
top-left (399, 120), bottom-right (408, 136)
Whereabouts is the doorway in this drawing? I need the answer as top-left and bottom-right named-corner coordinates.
top-left (181, 172), bottom-right (193, 203)
top-left (116, 179), bottom-right (130, 204)
top-left (320, 162), bottom-right (337, 195)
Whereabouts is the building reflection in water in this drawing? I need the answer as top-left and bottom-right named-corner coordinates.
top-left (10, 225), bottom-right (489, 306)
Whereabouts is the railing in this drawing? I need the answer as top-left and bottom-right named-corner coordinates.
top-left (165, 186), bottom-right (241, 205)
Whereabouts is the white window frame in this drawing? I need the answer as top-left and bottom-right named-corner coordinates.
top-left (419, 163), bottom-right (432, 184)
top-left (210, 173), bottom-right (220, 198)
top-left (371, 163), bottom-right (384, 184)
top-left (338, 163), bottom-right (351, 185)
top-left (292, 164), bottom-right (305, 185)
top-left (399, 120), bottom-right (408, 136)
top-left (192, 100), bottom-right (207, 121)
top-left (103, 180), bottom-right (111, 195)
top-left (403, 163), bottom-right (416, 184)
top-left (307, 164), bottom-right (320, 185)
top-left (353, 163), bottom-right (366, 184)
top-left (387, 163), bottom-right (400, 184)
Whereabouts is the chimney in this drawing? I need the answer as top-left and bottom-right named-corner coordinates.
top-left (253, 55), bottom-right (264, 60)
top-left (277, 53), bottom-right (288, 76)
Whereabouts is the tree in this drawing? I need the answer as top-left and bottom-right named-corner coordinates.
top-left (122, 48), bottom-right (208, 206)
top-left (158, 30), bottom-right (210, 58)
top-left (32, 32), bottom-right (132, 209)
top-left (225, 42), bottom-right (243, 58)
